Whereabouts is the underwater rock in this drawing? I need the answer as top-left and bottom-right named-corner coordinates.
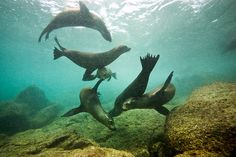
top-left (0, 128), bottom-right (96, 156)
top-left (30, 104), bottom-right (61, 128)
top-left (165, 82), bottom-right (236, 156)
top-left (15, 85), bottom-right (49, 110)
top-left (175, 150), bottom-right (222, 157)
top-left (0, 123), bottom-right (133, 157)
top-left (35, 146), bottom-right (134, 157)
top-left (0, 101), bottom-right (31, 135)
top-left (0, 108), bottom-right (176, 156)
top-left (0, 85), bottom-right (62, 135)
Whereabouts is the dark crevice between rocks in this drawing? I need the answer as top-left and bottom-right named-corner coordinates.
top-left (64, 139), bottom-right (93, 150)
top-left (46, 135), bottom-right (70, 148)
top-left (147, 127), bottom-right (176, 157)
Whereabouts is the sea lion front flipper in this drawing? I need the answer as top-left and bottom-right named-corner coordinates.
top-left (83, 69), bottom-right (96, 81)
top-left (93, 79), bottom-right (104, 92)
top-left (62, 106), bottom-right (84, 117)
top-left (155, 106), bottom-right (170, 116)
top-left (79, 1), bottom-right (90, 15)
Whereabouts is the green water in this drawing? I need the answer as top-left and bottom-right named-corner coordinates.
top-left (0, 0), bottom-right (236, 107)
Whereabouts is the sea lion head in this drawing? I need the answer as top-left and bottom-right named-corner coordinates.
top-left (116, 45), bottom-right (131, 53)
top-left (80, 88), bottom-right (116, 131)
top-left (89, 13), bottom-right (112, 42)
top-left (99, 114), bottom-right (116, 131)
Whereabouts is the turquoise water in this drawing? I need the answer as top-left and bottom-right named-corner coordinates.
top-left (0, 0), bottom-right (236, 107)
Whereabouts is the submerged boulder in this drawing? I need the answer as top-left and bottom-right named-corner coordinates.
top-left (165, 82), bottom-right (236, 156)
top-left (0, 123), bottom-right (134, 157)
top-left (0, 107), bottom-right (175, 157)
top-left (15, 85), bottom-right (49, 110)
top-left (0, 102), bottom-right (31, 135)
top-left (0, 85), bottom-right (61, 135)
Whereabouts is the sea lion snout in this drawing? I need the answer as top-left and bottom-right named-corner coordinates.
top-left (118, 45), bottom-right (131, 53)
top-left (100, 26), bottom-right (112, 42)
top-left (102, 114), bottom-right (116, 131)
top-left (92, 15), bottom-right (112, 42)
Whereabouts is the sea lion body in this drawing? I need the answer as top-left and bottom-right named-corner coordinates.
top-left (39, 1), bottom-right (112, 42)
top-left (109, 54), bottom-right (159, 117)
top-left (54, 37), bottom-right (130, 81)
top-left (122, 82), bottom-right (175, 116)
top-left (62, 80), bottom-right (116, 130)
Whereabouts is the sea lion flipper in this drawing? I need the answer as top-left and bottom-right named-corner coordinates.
top-left (161, 71), bottom-right (174, 91)
top-left (62, 106), bottom-right (84, 117)
top-left (83, 69), bottom-right (96, 81)
top-left (53, 47), bottom-right (64, 60)
top-left (140, 54), bottom-right (159, 73)
top-left (79, 1), bottom-right (90, 15)
top-left (93, 79), bottom-right (104, 92)
top-left (155, 106), bottom-right (170, 116)
top-left (54, 36), bottom-right (66, 51)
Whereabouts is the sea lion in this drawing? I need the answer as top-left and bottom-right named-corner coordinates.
top-left (109, 53), bottom-right (159, 117)
top-left (53, 37), bottom-right (130, 81)
top-left (38, 1), bottom-right (112, 42)
top-left (96, 67), bottom-right (117, 81)
top-left (122, 72), bottom-right (175, 116)
top-left (62, 79), bottom-right (116, 131)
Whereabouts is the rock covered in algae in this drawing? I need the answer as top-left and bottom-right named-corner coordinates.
top-left (165, 82), bottom-right (236, 156)
top-left (175, 150), bottom-right (222, 157)
top-left (0, 106), bottom-right (175, 157)
top-left (35, 146), bottom-right (134, 157)
top-left (0, 122), bottom-right (134, 157)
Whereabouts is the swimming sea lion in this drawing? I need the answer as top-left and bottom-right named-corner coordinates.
top-left (53, 37), bottom-right (131, 81)
top-left (109, 53), bottom-right (159, 117)
top-left (38, 1), bottom-right (112, 42)
top-left (122, 72), bottom-right (175, 116)
top-left (62, 79), bottom-right (116, 131)
top-left (96, 67), bottom-right (117, 81)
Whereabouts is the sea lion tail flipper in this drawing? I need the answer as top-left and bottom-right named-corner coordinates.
top-left (62, 106), bottom-right (84, 117)
top-left (140, 54), bottom-right (159, 73)
top-left (53, 47), bottom-right (64, 60)
top-left (155, 106), bottom-right (170, 116)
